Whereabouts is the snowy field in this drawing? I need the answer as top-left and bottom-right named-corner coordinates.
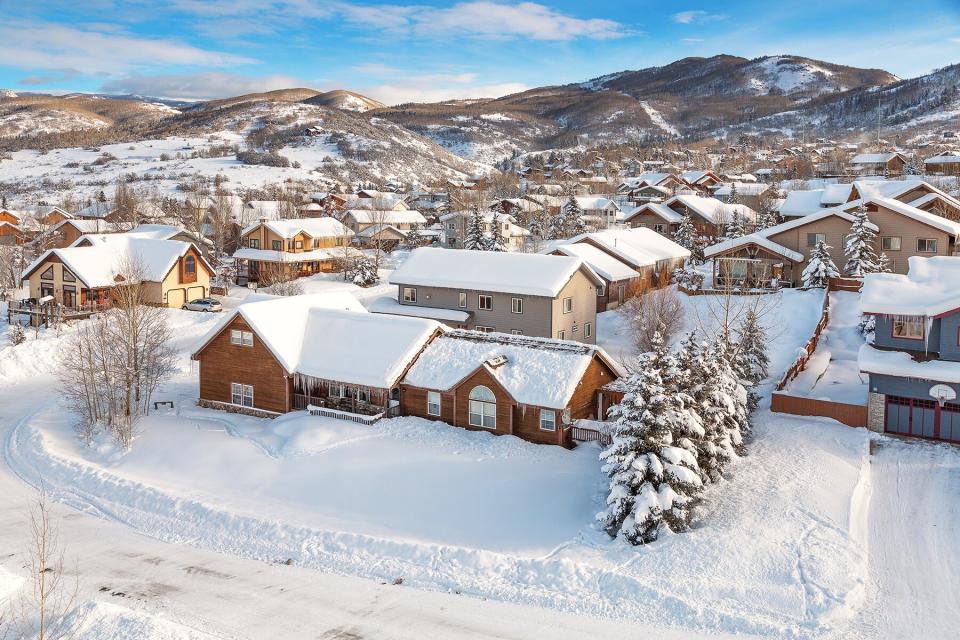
top-left (2, 285), bottom-right (960, 638)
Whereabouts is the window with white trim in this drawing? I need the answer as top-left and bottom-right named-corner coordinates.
top-left (881, 236), bottom-right (901, 251)
top-left (806, 233), bottom-right (825, 248)
top-left (474, 325), bottom-right (495, 333)
top-left (892, 316), bottom-right (925, 340)
top-left (584, 322), bottom-right (592, 339)
top-left (231, 383), bottom-right (254, 408)
top-left (230, 329), bottom-right (254, 347)
top-left (458, 292), bottom-right (467, 308)
top-left (478, 295), bottom-right (493, 310)
top-left (557, 330), bottom-right (565, 340)
top-left (562, 297), bottom-right (573, 313)
top-left (596, 285), bottom-right (605, 297)
top-left (328, 382), bottom-right (347, 398)
top-left (539, 409), bottom-right (556, 431)
top-left (511, 297), bottom-right (523, 314)
top-left (511, 329), bottom-right (522, 335)
top-left (403, 287), bottom-right (417, 303)
top-left (918, 238), bottom-right (938, 253)
top-left (427, 391), bottom-right (441, 416)
top-left (468, 385), bottom-right (497, 429)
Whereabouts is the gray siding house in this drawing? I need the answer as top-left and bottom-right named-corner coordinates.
top-left (379, 247), bottom-right (603, 343)
top-left (859, 256), bottom-right (960, 443)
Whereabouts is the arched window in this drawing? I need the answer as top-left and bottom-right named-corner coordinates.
top-left (468, 385), bottom-right (496, 429)
top-left (184, 255), bottom-right (196, 274)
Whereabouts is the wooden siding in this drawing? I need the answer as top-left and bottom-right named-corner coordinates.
top-left (196, 316), bottom-right (290, 414)
top-left (770, 393), bottom-right (867, 428)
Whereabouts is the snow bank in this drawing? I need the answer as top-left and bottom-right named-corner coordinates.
top-left (60, 601), bottom-right (225, 639)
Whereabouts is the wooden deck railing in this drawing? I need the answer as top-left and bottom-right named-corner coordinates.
top-left (775, 291), bottom-right (831, 391)
top-left (571, 425), bottom-right (612, 447)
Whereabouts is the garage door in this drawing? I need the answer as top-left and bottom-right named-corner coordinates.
top-left (166, 288), bottom-right (186, 308)
top-left (885, 396), bottom-right (960, 443)
top-left (187, 286), bottom-right (206, 301)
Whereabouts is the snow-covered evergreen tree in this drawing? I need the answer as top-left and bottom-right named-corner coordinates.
top-left (464, 206), bottom-right (486, 250)
top-left (844, 204), bottom-right (879, 277)
top-left (527, 208), bottom-right (545, 240)
top-left (548, 210), bottom-right (567, 240)
top-left (713, 336), bottom-right (752, 455)
top-left (673, 211), bottom-right (696, 253)
top-left (723, 211), bottom-right (745, 241)
top-left (802, 240), bottom-right (839, 288)
top-left (349, 255), bottom-right (379, 287)
top-left (684, 336), bottom-right (737, 483)
top-left (485, 213), bottom-right (507, 251)
top-left (734, 308), bottom-right (769, 385)
top-left (565, 195), bottom-right (584, 235)
top-left (406, 222), bottom-right (423, 248)
top-left (599, 333), bottom-right (704, 544)
top-left (876, 251), bottom-right (892, 273)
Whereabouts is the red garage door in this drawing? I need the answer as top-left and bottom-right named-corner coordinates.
top-left (885, 397), bottom-right (960, 443)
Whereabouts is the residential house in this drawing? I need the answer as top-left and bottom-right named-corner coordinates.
top-left (341, 209), bottom-right (426, 236)
top-left (564, 196), bottom-right (621, 230)
top-left (21, 233), bottom-right (213, 309)
top-left (924, 152), bottom-right (960, 175)
top-left (382, 247), bottom-right (603, 342)
top-left (191, 293), bottom-right (441, 416)
top-left (401, 330), bottom-right (625, 447)
top-left (622, 202), bottom-right (684, 235)
top-left (680, 170), bottom-right (723, 193)
top-left (858, 256), bottom-right (960, 443)
top-left (626, 194), bottom-right (757, 239)
top-left (546, 242), bottom-right (639, 312)
top-left (0, 209), bottom-right (23, 245)
top-left (439, 210), bottom-right (529, 250)
top-left (75, 200), bottom-right (166, 224)
top-left (564, 228), bottom-right (690, 304)
top-left (704, 196), bottom-right (960, 287)
top-left (233, 217), bottom-right (355, 283)
top-left (48, 219), bottom-right (121, 248)
top-left (714, 182), bottom-right (771, 212)
top-left (849, 152), bottom-right (908, 176)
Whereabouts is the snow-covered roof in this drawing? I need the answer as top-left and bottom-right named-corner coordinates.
top-left (356, 223), bottom-right (407, 238)
top-left (389, 247), bottom-right (602, 297)
top-left (23, 234), bottom-right (208, 288)
top-left (925, 152), bottom-right (960, 165)
top-left (195, 294), bottom-right (440, 389)
top-left (822, 183), bottom-right (854, 204)
top-left (232, 247), bottom-right (359, 263)
top-left (859, 344), bottom-right (960, 384)
top-left (704, 233), bottom-right (804, 262)
top-left (402, 330), bottom-right (625, 409)
top-left (242, 217), bottom-right (353, 239)
top-left (547, 243), bottom-right (640, 282)
top-left (851, 152), bottom-right (903, 164)
top-left (860, 256), bottom-right (960, 317)
top-left (666, 195), bottom-right (758, 224)
top-left (681, 170), bottom-right (715, 184)
top-left (52, 219), bottom-right (121, 235)
top-left (623, 202), bottom-right (684, 224)
top-left (778, 189), bottom-right (825, 216)
top-left (868, 197), bottom-right (960, 237)
top-left (568, 228), bottom-right (690, 269)
top-left (367, 296), bottom-right (471, 322)
top-left (567, 196), bottom-right (619, 212)
top-left (714, 183), bottom-right (770, 197)
top-left (343, 209), bottom-right (426, 225)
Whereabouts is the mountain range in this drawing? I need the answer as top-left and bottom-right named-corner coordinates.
top-left (1, 54), bottom-right (958, 168)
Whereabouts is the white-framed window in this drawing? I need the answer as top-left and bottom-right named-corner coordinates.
top-left (557, 330), bottom-right (566, 340)
top-left (584, 322), bottom-right (592, 339)
top-left (806, 233), bottom-right (825, 248)
top-left (511, 297), bottom-right (523, 314)
top-left (294, 240), bottom-right (303, 250)
top-left (468, 385), bottom-right (497, 429)
top-left (458, 292), bottom-right (467, 308)
top-left (918, 238), bottom-right (938, 253)
top-left (230, 329), bottom-right (254, 347)
top-left (562, 297), bottom-right (573, 313)
top-left (231, 383), bottom-right (254, 408)
top-left (478, 295), bottom-right (493, 310)
top-left (596, 285), bottom-right (605, 297)
top-left (881, 236), bottom-right (901, 251)
top-left (475, 325), bottom-right (495, 333)
top-left (539, 409), bottom-right (556, 431)
top-left (511, 329), bottom-right (523, 335)
top-left (328, 382), bottom-right (347, 398)
top-left (427, 391), bottom-right (441, 416)
top-left (356, 388), bottom-right (370, 403)
top-left (248, 238), bottom-right (259, 249)
top-left (403, 287), bottom-right (417, 303)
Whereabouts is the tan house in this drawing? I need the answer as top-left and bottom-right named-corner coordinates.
top-left (381, 247), bottom-right (604, 343)
top-left (624, 194), bottom-right (757, 239)
top-left (704, 197), bottom-right (960, 287)
top-left (233, 217), bottom-right (356, 283)
top-left (401, 330), bottom-right (625, 447)
top-left (21, 234), bottom-right (213, 308)
top-left (439, 210), bottom-right (529, 250)
top-left (48, 219), bottom-right (121, 248)
top-left (340, 209), bottom-right (427, 237)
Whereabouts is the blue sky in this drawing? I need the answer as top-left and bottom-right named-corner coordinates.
top-left (2, 0), bottom-right (959, 104)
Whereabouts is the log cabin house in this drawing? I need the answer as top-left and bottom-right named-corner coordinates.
top-left (400, 330), bottom-right (625, 447)
top-left (232, 217), bottom-right (356, 284)
top-left (191, 294), bottom-right (442, 416)
top-left (21, 234), bottom-right (213, 308)
top-left (849, 152), bottom-right (908, 176)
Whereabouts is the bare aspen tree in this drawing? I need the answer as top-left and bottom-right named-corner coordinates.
top-left (619, 287), bottom-right (686, 352)
top-left (9, 489), bottom-right (79, 640)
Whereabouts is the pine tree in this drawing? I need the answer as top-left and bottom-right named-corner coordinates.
top-left (485, 213), bottom-right (507, 251)
top-left (527, 207), bottom-right (545, 239)
top-left (598, 332), bottom-right (704, 544)
top-left (876, 252), bottom-right (892, 273)
top-left (548, 210), bottom-right (567, 240)
top-left (685, 336), bottom-right (737, 483)
top-left (406, 222), bottom-right (423, 248)
top-left (350, 255), bottom-right (379, 287)
top-left (734, 308), bottom-right (770, 385)
top-left (464, 206), bottom-right (486, 250)
top-left (723, 210), bottom-right (745, 241)
top-left (673, 211), bottom-right (696, 252)
top-left (713, 336), bottom-right (752, 455)
top-left (844, 204), bottom-right (879, 277)
top-left (802, 240), bottom-right (839, 288)
top-left (565, 195), bottom-right (584, 236)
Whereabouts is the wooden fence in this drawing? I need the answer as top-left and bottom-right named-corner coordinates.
top-left (770, 393), bottom-right (867, 428)
top-left (828, 277), bottom-right (863, 293)
top-left (306, 404), bottom-right (399, 425)
top-left (775, 291), bottom-right (831, 391)
top-left (571, 425), bottom-right (612, 447)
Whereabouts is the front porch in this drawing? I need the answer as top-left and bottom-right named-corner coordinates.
top-left (291, 374), bottom-right (399, 417)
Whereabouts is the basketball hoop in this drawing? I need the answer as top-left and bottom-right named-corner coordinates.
top-left (929, 384), bottom-right (957, 407)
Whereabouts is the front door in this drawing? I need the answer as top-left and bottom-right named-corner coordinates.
top-left (62, 285), bottom-right (77, 308)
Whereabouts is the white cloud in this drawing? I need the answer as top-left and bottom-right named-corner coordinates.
top-left (101, 72), bottom-right (306, 100)
top-left (673, 10), bottom-right (727, 25)
top-left (0, 22), bottom-right (254, 76)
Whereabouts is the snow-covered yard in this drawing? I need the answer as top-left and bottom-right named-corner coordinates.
top-left (2, 286), bottom-right (959, 639)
